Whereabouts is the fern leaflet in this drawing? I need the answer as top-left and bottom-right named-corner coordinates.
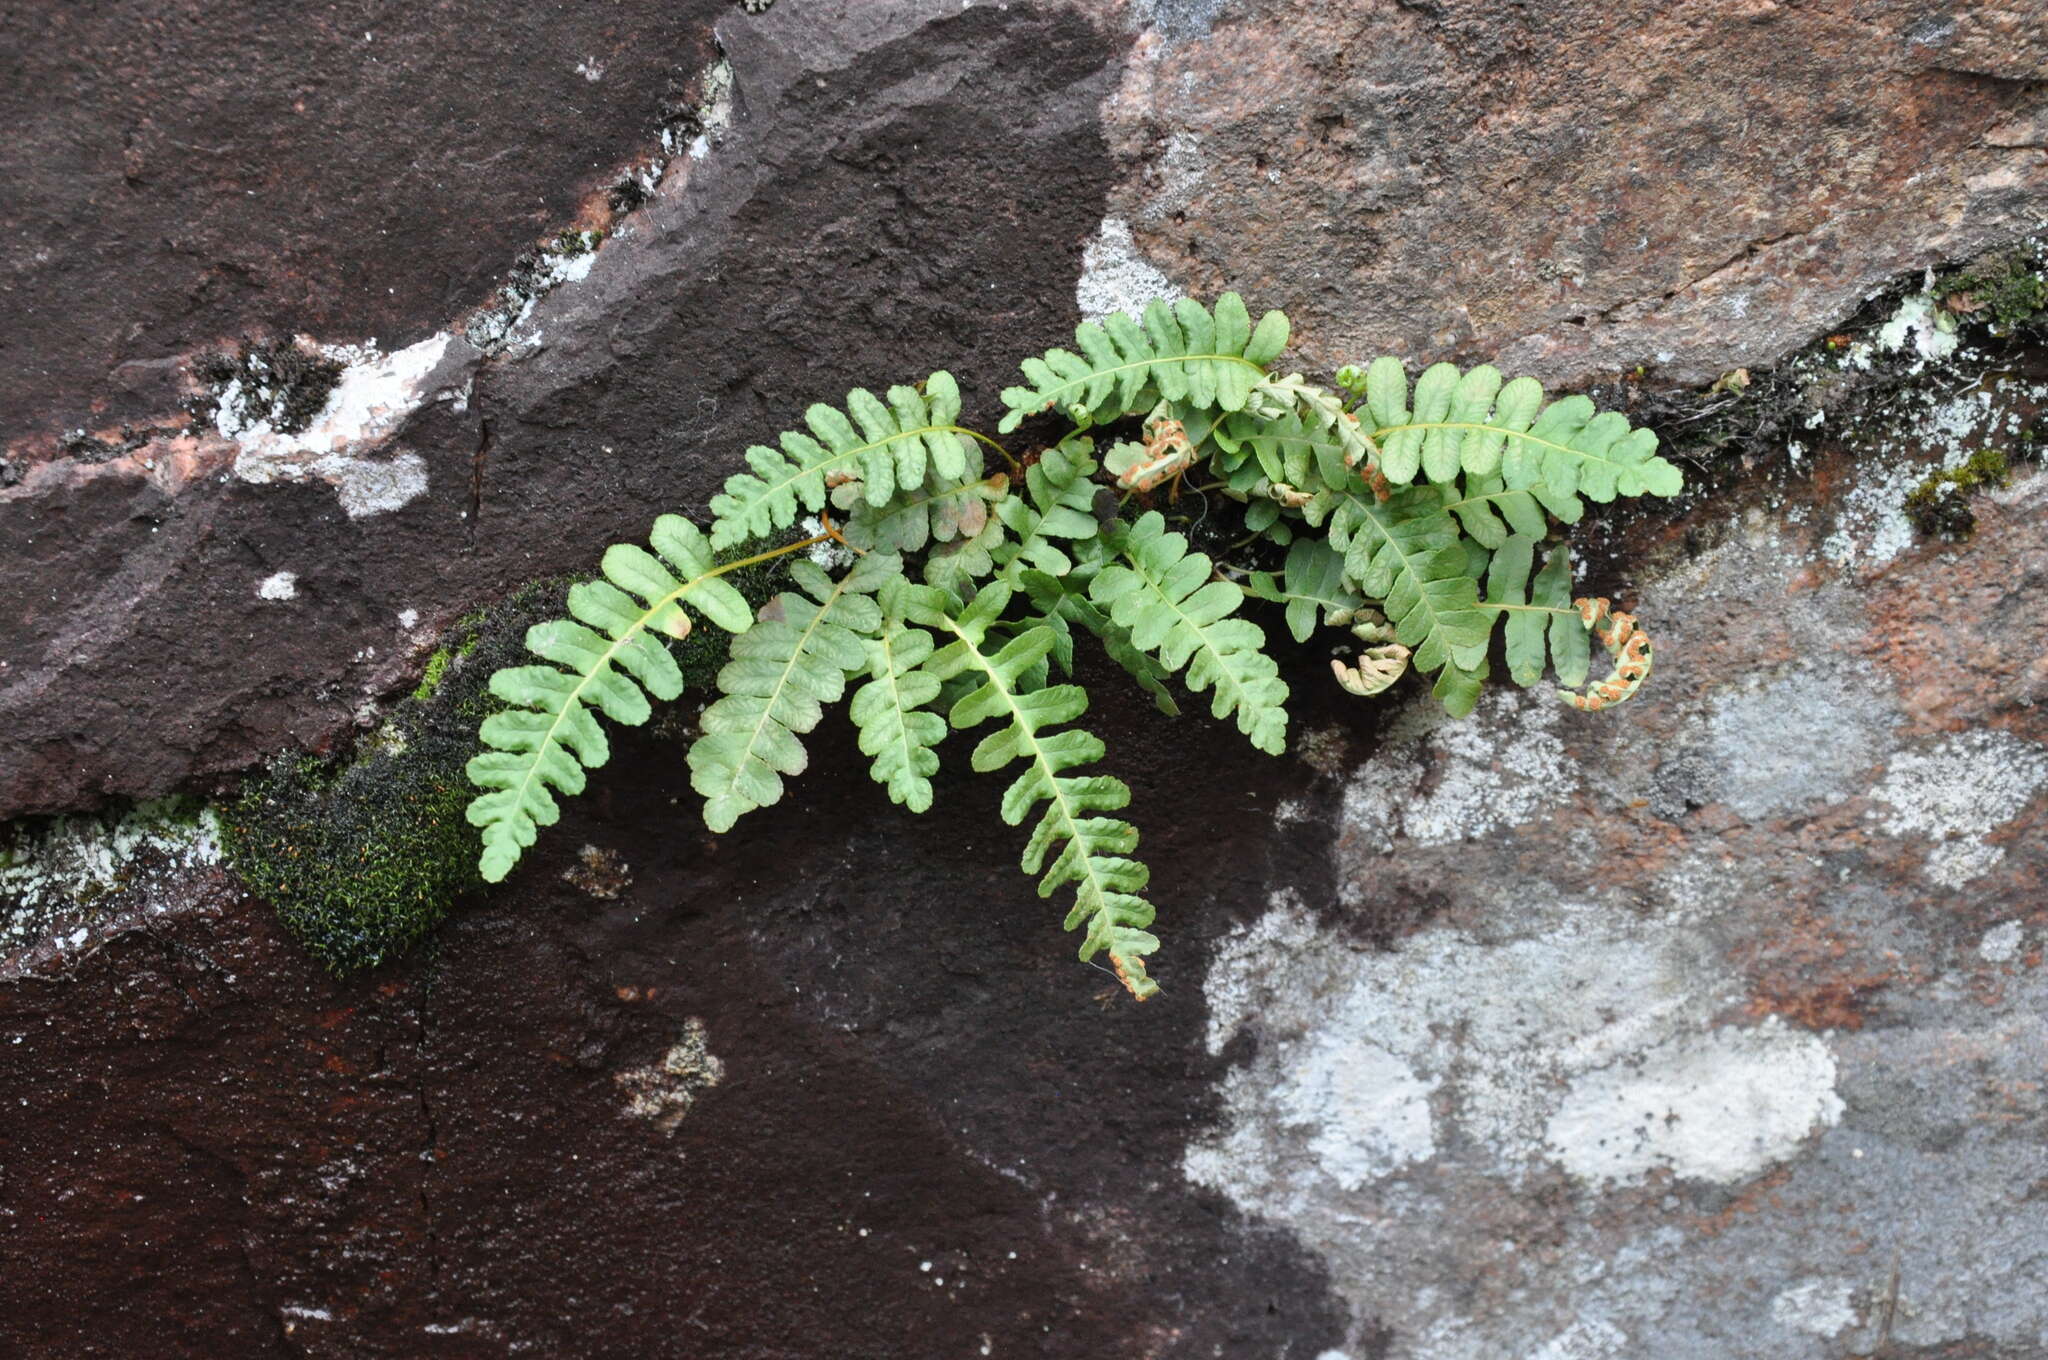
top-left (688, 553), bottom-right (895, 832)
top-left (902, 582), bottom-right (1160, 999)
top-left (466, 515), bottom-right (754, 881)
top-left (1325, 486), bottom-right (1494, 682)
top-left (708, 373), bottom-right (973, 548)
top-left (998, 293), bottom-right (1288, 434)
top-left (1245, 538), bottom-right (1367, 644)
top-left (1090, 511), bottom-right (1289, 754)
top-left (1358, 358), bottom-right (1683, 498)
top-left (849, 596), bottom-right (947, 813)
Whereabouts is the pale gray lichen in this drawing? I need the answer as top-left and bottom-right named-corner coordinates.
top-left (614, 1019), bottom-right (725, 1134)
top-left (1867, 730), bottom-right (2048, 886)
top-left (1, 800), bottom-right (223, 955)
top-left (1077, 217), bottom-right (1183, 324)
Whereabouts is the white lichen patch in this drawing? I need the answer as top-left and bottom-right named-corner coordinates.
top-left (1, 800), bottom-right (224, 955)
top-left (1978, 920), bottom-right (2024, 964)
top-left (1867, 731), bottom-right (2048, 885)
top-left (690, 57), bottom-right (736, 158)
top-left (1770, 1279), bottom-right (1859, 1339)
top-left (1188, 896), bottom-right (1829, 1202)
top-left (1873, 291), bottom-right (1960, 364)
top-left (798, 515), bottom-right (856, 570)
top-left (1817, 377), bottom-right (2046, 574)
top-left (256, 570), bottom-right (299, 601)
top-left (1698, 660), bottom-right (1898, 820)
top-left (225, 333), bottom-right (458, 519)
top-left (1077, 217), bottom-right (1183, 323)
top-left (614, 1019), bottom-right (725, 1135)
top-left (1339, 687), bottom-right (1576, 853)
top-left (1543, 1018), bottom-right (1843, 1186)
top-left (468, 248), bottom-right (601, 354)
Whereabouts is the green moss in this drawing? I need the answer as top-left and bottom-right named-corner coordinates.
top-left (1903, 448), bottom-right (2011, 539)
top-left (224, 581), bottom-right (571, 974)
top-left (225, 533), bottom-right (793, 973)
top-left (413, 647), bottom-right (454, 702)
top-left (1936, 247), bottom-right (2047, 332)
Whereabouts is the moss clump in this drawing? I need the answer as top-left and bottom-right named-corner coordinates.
top-left (191, 339), bottom-right (346, 435)
top-left (1903, 448), bottom-right (2011, 539)
top-left (227, 546), bottom-right (785, 972)
top-left (1936, 248), bottom-right (2048, 333)
top-left (224, 581), bottom-right (570, 973)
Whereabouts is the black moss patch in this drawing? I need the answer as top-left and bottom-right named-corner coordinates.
top-left (189, 338), bottom-right (345, 435)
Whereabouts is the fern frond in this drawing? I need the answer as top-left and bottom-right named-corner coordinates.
top-left (707, 373), bottom-right (972, 548)
top-left (1561, 597), bottom-right (1655, 710)
top-left (997, 293), bottom-right (1288, 434)
top-left (465, 515), bottom-right (754, 881)
top-left (1325, 486), bottom-right (1494, 682)
top-left (1478, 537), bottom-right (1589, 689)
top-left (1357, 359), bottom-right (1684, 500)
top-left (902, 581), bottom-right (1159, 999)
top-left (687, 553), bottom-right (896, 832)
top-left (1245, 538), bottom-right (1367, 644)
top-left (849, 598), bottom-right (947, 812)
top-left (1017, 568), bottom-right (1181, 717)
top-left (993, 436), bottom-right (1106, 580)
top-left (1436, 473), bottom-right (1557, 549)
top-left (836, 451), bottom-right (1009, 556)
top-left (1090, 511), bottom-right (1289, 754)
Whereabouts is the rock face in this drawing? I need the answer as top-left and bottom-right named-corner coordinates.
top-left (4, 2), bottom-right (2048, 1357)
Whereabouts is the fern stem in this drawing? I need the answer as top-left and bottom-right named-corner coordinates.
top-left (956, 427), bottom-right (1022, 476)
top-left (1366, 421), bottom-right (1584, 461)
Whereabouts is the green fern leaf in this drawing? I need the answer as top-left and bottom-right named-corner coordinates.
top-left (997, 293), bottom-right (1287, 434)
top-left (1245, 538), bottom-right (1366, 644)
top-left (466, 515), bottom-right (753, 881)
top-left (1017, 568), bottom-right (1181, 717)
top-left (849, 597), bottom-right (947, 813)
top-left (836, 449), bottom-right (1009, 556)
top-left (1438, 473), bottom-right (1559, 549)
top-left (1090, 511), bottom-right (1289, 754)
top-left (902, 581), bottom-right (1160, 999)
top-left (707, 373), bottom-right (971, 548)
top-left (1326, 487), bottom-right (1494, 681)
top-left (688, 552), bottom-right (896, 832)
top-left (993, 436), bottom-right (1106, 579)
top-left (1360, 359), bottom-right (1683, 499)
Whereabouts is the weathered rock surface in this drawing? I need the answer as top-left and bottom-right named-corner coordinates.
top-left (1102, 0), bottom-right (2048, 387)
top-left (4, 1), bottom-right (2048, 1357)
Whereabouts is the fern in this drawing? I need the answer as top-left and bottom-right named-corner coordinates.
top-left (463, 293), bottom-right (1683, 999)
top-left (688, 552), bottom-right (894, 832)
top-left (1323, 486), bottom-right (1494, 678)
top-left (998, 294), bottom-right (1288, 434)
top-left (1245, 538), bottom-right (1366, 644)
top-left (849, 596), bottom-right (947, 813)
top-left (465, 516), bottom-right (754, 880)
top-left (901, 581), bottom-right (1159, 999)
top-left (708, 374), bottom-right (973, 548)
top-left (993, 437), bottom-right (1107, 579)
top-left (1351, 358), bottom-right (1683, 499)
top-left (1091, 511), bottom-right (1289, 754)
